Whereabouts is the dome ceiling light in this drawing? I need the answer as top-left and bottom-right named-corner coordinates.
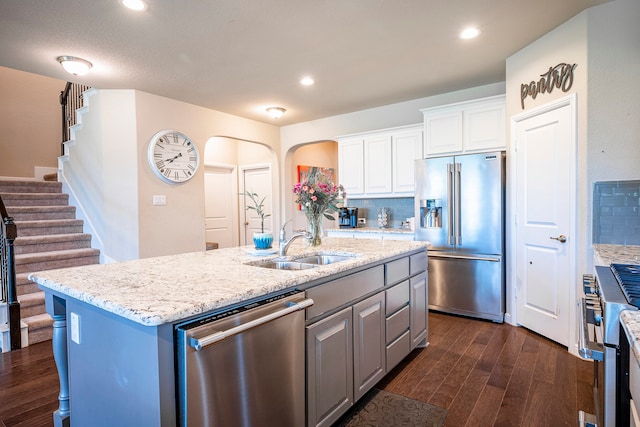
top-left (266, 107), bottom-right (286, 119)
top-left (121, 0), bottom-right (148, 11)
top-left (459, 27), bottom-right (480, 40)
top-left (57, 56), bottom-right (93, 76)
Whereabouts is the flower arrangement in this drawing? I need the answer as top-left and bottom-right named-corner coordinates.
top-left (293, 168), bottom-right (345, 246)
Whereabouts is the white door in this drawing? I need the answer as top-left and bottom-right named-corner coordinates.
top-left (514, 95), bottom-right (576, 347)
top-left (240, 165), bottom-right (273, 246)
top-left (204, 164), bottom-right (238, 248)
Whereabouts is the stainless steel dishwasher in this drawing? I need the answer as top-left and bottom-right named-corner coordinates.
top-left (175, 290), bottom-right (313, 427)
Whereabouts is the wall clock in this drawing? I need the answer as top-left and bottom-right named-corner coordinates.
top-left (147, 130), bottom-right (200, 184)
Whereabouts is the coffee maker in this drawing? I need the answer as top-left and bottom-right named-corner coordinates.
top-left (338, 207), bottom-right (358, 228)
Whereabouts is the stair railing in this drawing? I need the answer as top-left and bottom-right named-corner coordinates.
top-left (0, 195), bottom-right (21, 350)
top-left (60, 82), bottom-right (91, 156)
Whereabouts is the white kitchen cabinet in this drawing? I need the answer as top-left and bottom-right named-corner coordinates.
top-left (338, 138), bottom-right (364, 195)
top-left (422, 95), bottom-right (505, 157)
top-left (392, 128), bottom-right (423, 193)
top-left (337, 124), bottom-right (422, 198)
top-left (364, 134), bottom-right (392, 194)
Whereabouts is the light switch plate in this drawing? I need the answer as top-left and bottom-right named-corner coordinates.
top-left (152, 195), bottom-right (167, 206)
top-left (70, 312), bottom-right (80, 344)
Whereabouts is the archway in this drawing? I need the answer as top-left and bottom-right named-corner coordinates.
top-left (203, 137), bottom-right (277, 248)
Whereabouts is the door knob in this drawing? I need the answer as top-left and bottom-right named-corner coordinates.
top-left (550, 235), bottom-right (567, 243)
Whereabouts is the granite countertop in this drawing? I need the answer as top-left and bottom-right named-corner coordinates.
top-left (29, 238), bottom-right (428, 327)
top-left (595, 244), bottom-right (640, 369)
top-left (328, 227), bottom-right (415, 235)
top-left (593, 243), bottom-right (640, 266)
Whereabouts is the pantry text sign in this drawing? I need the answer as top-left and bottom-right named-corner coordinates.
top-left (520, 62), bottom-right (577, 109)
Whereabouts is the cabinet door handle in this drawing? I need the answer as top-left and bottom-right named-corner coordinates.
top-left (550, 235), bottom-right (567, 243)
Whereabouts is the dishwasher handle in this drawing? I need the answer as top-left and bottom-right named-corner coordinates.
top-left (189, 298), bottom-right (314, 351)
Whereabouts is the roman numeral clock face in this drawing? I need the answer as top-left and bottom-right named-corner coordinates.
top-left (147, 130), bottom-right (200, 184)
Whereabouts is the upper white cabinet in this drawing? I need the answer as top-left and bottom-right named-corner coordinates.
top-left (338, 138), bottom-right (365, 195)
top-left (364, 134), bottom-right (392, 194)
top-left (337, 125), bottom-right (422, 198)
top-left (422, 95), bottom-right (505, 157)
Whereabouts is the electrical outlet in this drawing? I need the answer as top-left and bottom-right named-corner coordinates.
top-left (152, 195), bottom-right (167, 206)
top-left (70, 312), bottom-right (80, 344)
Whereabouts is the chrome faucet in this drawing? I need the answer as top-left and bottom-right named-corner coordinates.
top-left (279, 220), bottom-right (311, 256)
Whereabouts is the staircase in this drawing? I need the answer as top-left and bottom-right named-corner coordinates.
top-left (0, 179), bottom-right (100, 346)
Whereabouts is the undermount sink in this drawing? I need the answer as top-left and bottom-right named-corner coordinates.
top-left (257, 261), bottom-right (316, 270)
top-left (248, 253), bottom-right (357, 270)
top-left (292, 254), bottom-right (355, 265)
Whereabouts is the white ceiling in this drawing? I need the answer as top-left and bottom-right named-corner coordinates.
top-left (0, 0), bottom-right (607, 126)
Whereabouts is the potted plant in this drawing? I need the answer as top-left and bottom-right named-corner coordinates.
top-left (241, 190), bottom-right (273, 249)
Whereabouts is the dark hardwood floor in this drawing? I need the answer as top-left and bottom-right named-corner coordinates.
top-left (0, 311), bottom-right (595, 427)
top-left (378, 311), bottom-right (596, 427)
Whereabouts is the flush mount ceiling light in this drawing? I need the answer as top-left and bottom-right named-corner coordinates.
top-left (459, 27), bottom-right (480, 40)
top-left (266, 107), bottom-right (286, 119)
top-left (57, 56), bottom-right (93, 76)
top-left (300, 76), bottom-right (315, 86)
top-left (121, 0), bottom-right (148, 11)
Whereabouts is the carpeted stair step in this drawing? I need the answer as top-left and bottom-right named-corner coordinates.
top-left (24, 313), bottom-right (54, 345)
top-left (6, 205), bottom-right (76, 221)
top-left (16, 273), bottom-right (40, 296)
top-left (1, 192), bottom-right (69, 207)
top-left (15, 248), bottom-right (101, 274)
top-left (14, 219), bottom-right (84, 236)
top-left (0, 180), bottom-right (62, 194)
top-left (17, 292), bottom-right (46, 318)
top-left (14, 233), bottom-right (93, 255)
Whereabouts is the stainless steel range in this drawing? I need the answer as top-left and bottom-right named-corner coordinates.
top-left (579, 264), bottom-right (640, 427)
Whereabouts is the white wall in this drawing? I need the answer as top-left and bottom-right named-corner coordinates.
top-left (504, 0), bottom-right (640, 337)
top-left (506, 12), bottom-right (588, 329)
top-left (133, 90), bottom-right (280, 258)
top-left (0, 66), bottom-right (64, 178)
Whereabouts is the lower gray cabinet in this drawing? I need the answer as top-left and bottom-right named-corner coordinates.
top-left (353, 292), bottom-right (386, 401)
top-left (410, 271), bottom-right (428, 349)
top-left (306, 307), bottom-right (353, 427)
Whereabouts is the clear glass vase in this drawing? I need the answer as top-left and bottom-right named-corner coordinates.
top-left (307, 213), bottom-right (323, 247)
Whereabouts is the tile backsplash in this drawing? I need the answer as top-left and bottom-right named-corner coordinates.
top-left (593, 180), bottom-right (640, 245)
top-left (346, 197), bottom-right (414, 229)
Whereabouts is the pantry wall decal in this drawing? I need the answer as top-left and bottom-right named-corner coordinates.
top-left (520, 62), bottom-right (577, 109)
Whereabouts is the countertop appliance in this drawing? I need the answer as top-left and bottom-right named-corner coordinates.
top-left (579, 264), bottom-right (639, 427)
top-left (175, 291), bottom-right (314, 427)
top-left (338, 207), bottom-right (358, 228)
top-left (414, 152), bottom-right (505, 322)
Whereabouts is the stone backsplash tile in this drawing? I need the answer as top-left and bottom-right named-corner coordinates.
top-left (593, 180), bottom-right (640, 245)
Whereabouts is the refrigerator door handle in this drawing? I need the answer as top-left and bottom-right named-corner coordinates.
top-left (454, 162), bottom-right (462, 246)
top-left (447, 163), bottom-right (455, 245)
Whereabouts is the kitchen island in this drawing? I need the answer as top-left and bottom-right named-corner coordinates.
top-left (29, 237), bottom-right (428, 427)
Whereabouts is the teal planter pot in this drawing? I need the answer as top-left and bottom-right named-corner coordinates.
top-left (253, 232), bottom-right (273, 249)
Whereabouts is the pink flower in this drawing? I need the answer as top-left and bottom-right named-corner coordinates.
top-left (311, 196), bottom-right (317, 201)
top-left (309, 188), bottom-right (315, 194)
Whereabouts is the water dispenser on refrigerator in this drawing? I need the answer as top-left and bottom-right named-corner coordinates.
top-left (420, 199), bottom-right (441, 228)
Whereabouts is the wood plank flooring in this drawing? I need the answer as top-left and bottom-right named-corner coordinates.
top-left (0, 311), bottom-right (595, 426)
top-left (378, 311), bottom-right (596, 427)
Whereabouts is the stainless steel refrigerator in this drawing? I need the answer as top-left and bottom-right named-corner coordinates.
top-left (414, 151), bottom-right (505, 322)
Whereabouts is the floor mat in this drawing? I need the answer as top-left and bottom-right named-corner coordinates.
top-left (335, 388), bottom-right (448, 427)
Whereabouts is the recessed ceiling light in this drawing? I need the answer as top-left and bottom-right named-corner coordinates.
top-left (122, 0), bottom-right (148, 11)
top-left (459, 27), bottom-right (480, 40)
top-left (300, 76), bottom-right (315, 86)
